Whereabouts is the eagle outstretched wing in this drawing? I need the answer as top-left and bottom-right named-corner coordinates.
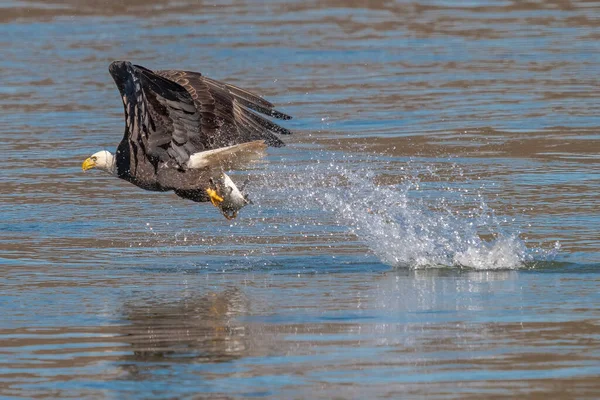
top-left (108, 61), bottom-right (291, 170)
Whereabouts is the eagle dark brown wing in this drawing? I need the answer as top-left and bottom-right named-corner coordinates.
top-left (108, 61), bottom-right (292, 175)
top-left (156, 69), bottom-right (291, 148)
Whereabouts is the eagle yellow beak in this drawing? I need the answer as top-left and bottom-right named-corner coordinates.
top-left (82, 157), bottom-right (96, 171)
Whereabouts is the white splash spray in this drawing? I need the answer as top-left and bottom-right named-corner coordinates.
top-left (253, 153), bottom-right (556, 270)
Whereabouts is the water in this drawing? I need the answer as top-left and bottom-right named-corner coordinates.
top-left (2, 0), bottom-right (600, 398)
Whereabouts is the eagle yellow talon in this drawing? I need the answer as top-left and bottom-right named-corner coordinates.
top-left (206, 188), bottom-right (224, 207)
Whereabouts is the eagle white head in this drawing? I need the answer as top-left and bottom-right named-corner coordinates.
top-left (82, 150), bottom-right (117, 175)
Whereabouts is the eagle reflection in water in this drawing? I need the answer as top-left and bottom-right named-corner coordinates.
top-left (117, 287), bottom-right (250, 370)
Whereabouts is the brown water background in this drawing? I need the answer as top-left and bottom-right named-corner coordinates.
top-left (2, 0), bottom-right (600, 398)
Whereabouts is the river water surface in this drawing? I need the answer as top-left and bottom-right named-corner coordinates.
top-left (2, 0), bottom-right (600, 398)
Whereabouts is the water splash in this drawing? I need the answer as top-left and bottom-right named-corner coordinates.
top-left (253, 153), bottom-right (556, 270)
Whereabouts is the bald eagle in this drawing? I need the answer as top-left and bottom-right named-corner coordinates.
top-left (82, 61), bottom-right (292, 219)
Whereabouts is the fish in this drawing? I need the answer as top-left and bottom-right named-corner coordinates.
top-left (207, 172), bottom-right (252, 220)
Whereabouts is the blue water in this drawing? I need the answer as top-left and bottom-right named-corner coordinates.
top-left (2, 0), bottom-right (600, 398)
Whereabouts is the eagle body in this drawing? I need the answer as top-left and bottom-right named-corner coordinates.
top-left (84, 61), bottom-right (292, 212)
